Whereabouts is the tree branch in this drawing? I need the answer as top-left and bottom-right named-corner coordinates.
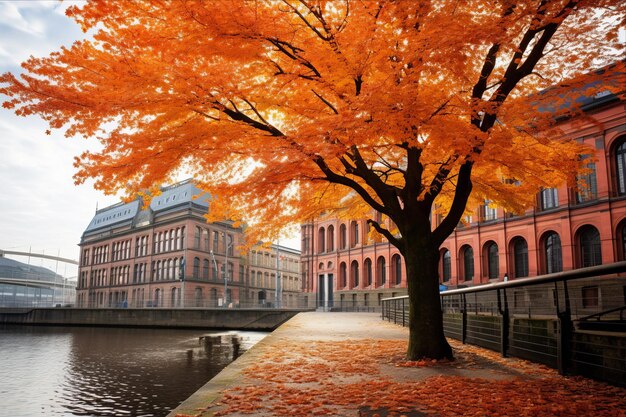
top-left (367, 218), bottom-right (401, 248)
top-left (311, 89), bottom-right (339, 114)
top-left (313, 154), bottom-right (389, 215)
top-left (432, 162), bottom-right (473, 246)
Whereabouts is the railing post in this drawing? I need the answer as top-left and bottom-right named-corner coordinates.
top-left (556, 281), bottom-right (573, 375)
top-left (497, 288), bottom-right (510, 357)
top-left (385, 300), bottom-right (391, 321)
top-left (402, 297), bottom-right (406, 327)
top-left (462, 294), bottom-right (467, 344)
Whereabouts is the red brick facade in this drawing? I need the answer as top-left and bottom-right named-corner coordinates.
top-left (77, 180), bottom-right (303, 308)
top-left (301, 94), bottom-right (625, 309)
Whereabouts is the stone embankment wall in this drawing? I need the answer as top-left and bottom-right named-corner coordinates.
top-left (0, 308), bottom-right (305, 330)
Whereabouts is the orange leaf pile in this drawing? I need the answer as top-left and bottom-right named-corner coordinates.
top-left (208, 338), bottom-right (625, 417)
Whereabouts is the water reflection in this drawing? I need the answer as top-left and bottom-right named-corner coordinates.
top-left (0, 326), bottom-right (265, 417)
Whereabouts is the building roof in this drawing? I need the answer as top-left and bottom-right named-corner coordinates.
top-left (0, 256), bottom-right (60, 281)
top-left (536, 62), bottom-right (624, 116)
top-left (84, 200), bottom-right (140, 233)
top-left (83, 179), bottom-right (211, 235)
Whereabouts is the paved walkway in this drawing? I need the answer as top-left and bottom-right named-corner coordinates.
top-left (168, 312), bottom-right (626, 417)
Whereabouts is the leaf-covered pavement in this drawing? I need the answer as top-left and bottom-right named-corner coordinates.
top-left (176, 338), bottom-right (626, 417)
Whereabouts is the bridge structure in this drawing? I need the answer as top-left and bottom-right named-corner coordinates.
top-left (0, 249), bottom-right (78, 265)
top-left (0, 249), bottom-right (78, 307)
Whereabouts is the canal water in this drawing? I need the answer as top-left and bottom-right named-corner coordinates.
top-left (0, 325), bottom-right (266, 417)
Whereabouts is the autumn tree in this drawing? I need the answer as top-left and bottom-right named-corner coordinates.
top-left (2, 0), bottom-right (624, 360)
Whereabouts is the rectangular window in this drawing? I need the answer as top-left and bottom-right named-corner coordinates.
top-left (213, 231), bottom-right (219, 253)
top-left (483, 201), bottom-right (497, 221)
top-left (540, 188), bottom-right (558, 210)
top-left (576, 158), bottom-right (598, 203)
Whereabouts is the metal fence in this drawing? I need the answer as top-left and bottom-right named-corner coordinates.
top-left (382, 261), bottom-right (626, 387)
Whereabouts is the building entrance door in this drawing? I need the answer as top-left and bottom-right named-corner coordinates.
top-left (317, 274), bottom-right (324, 308)
top-left (327, 274), bottom-right (334, 308)
top-left (317, 274), bottom-right (334, 310)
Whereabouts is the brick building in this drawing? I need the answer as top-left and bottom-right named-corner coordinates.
top-left (76, 179), bottom-right (302, 308)
top-left (301, 80), bottom-right (626, 310)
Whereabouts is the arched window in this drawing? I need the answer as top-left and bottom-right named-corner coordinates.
top-left (169, 259), bottom-right (175, 279)
top-left (327, 225), bottom-right (335, 251)
top-left (318, 227), bottom-right (326, 253)
top-left (193, 257), bottom-right (200, 278)
top-left (578, 225), bottom-right (602, 267)
top-left (175, 228), bottom-right (181, 250)
top-left (339, 224), bottom-right (347, 249)
top-left (171, 287), bottom-right (178, 307)
top-left (392, 254), bottom-right (402, 285)
top-left (212, 231), bottom-right (219, 252)
top-left (339, 262), bottom-right (347, 288)
top-left (203, 259), bottom-right (209, 279)
top-left (543, 232), bottom-right (562, 274)
top-left (512, 237), bottom-right (529, 278)
top-left (377, 256), bottom-right (386, 286)
top-left (163, 231), bottom-right (170, 252)
top-left (461, 246), bottom-right (474, 281)
top-left (485, 242), bottom-right (499, 279)
top-left (441, 250), bottom-right (451, 282)
top-left (210, 288), bottom-right (218, 307)
top-left (154, 288), bottom-right (160, 307)
top-left (194, 226), bottom-right (201, 248)
top-left (174, 258), bottom-right (180, 280)
top-left (364, 258), bottom-right (372, 287)
top-left (350, 260), bottom-right (359, 288)
top-left (350, 221), bottom-right (359, 247)
top-left (203, 229), bottom-right (210, 251)
top-left (615, 136), bottom-right (626, 195)
top-left (194, 287), bottom-right (203, 307)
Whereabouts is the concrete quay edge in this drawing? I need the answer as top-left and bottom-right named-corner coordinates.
top-left (166, 312), bottom-right (422, 417)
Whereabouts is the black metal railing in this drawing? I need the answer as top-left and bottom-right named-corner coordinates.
top-left (382, 261), bottom-right (626, 387)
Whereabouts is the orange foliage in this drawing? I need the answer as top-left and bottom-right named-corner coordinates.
top-left (200, 338), bottom-right (626, 417)
top-left (2, 0), bottom-right (626, 359)
top-left (0, 1), bottom-right (624, 245)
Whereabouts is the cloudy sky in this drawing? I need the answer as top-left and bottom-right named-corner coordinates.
top-left (0, 1), bottom-right (298, 276)
top-left (0, 1), bottom-right (116, 274)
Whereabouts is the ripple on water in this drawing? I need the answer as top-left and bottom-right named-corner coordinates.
top-left (0, 326), bottom-right (266, 417)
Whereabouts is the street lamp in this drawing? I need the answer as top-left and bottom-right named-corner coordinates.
top-left (210, 232), bottom-right (233, 307)
top-left (224, 234), bottom-right (233, 307)
top-left (275, 242), bottom-right (281, 309)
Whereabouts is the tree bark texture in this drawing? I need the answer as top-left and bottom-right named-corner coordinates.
top-left (403, 236), bottom-right (453, 360)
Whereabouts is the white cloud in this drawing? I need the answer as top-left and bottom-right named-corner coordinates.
top-left (0, 1), bottom-right (116, 264)
top-left (0, 1), bottom-right (300, 267)
top-left (0, 2), bottom-right (41, 35)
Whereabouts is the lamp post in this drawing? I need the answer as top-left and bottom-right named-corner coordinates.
top-left (179, 256), bottom-right (186, 308)
top-left (210, 249), bottom-right (218, 306)
top-left (224, 234), bottom-right (233, 307)
top-left (179, 239), bottom-right (187, 308)
top-left (275, 242), bottom-right (281, 309)
top-left (211, 232), bottom-right (233, 307)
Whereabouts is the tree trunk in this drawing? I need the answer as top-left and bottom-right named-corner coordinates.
top-left (404, 239), bottom-right (453, 360)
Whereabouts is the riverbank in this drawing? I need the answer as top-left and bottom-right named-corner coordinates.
top-left (0, 307), bottom-right (302, 330)
top-left (0, 326), bottom-right (266, 417)
top-left (168, 312), bottom-right (626, 417)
